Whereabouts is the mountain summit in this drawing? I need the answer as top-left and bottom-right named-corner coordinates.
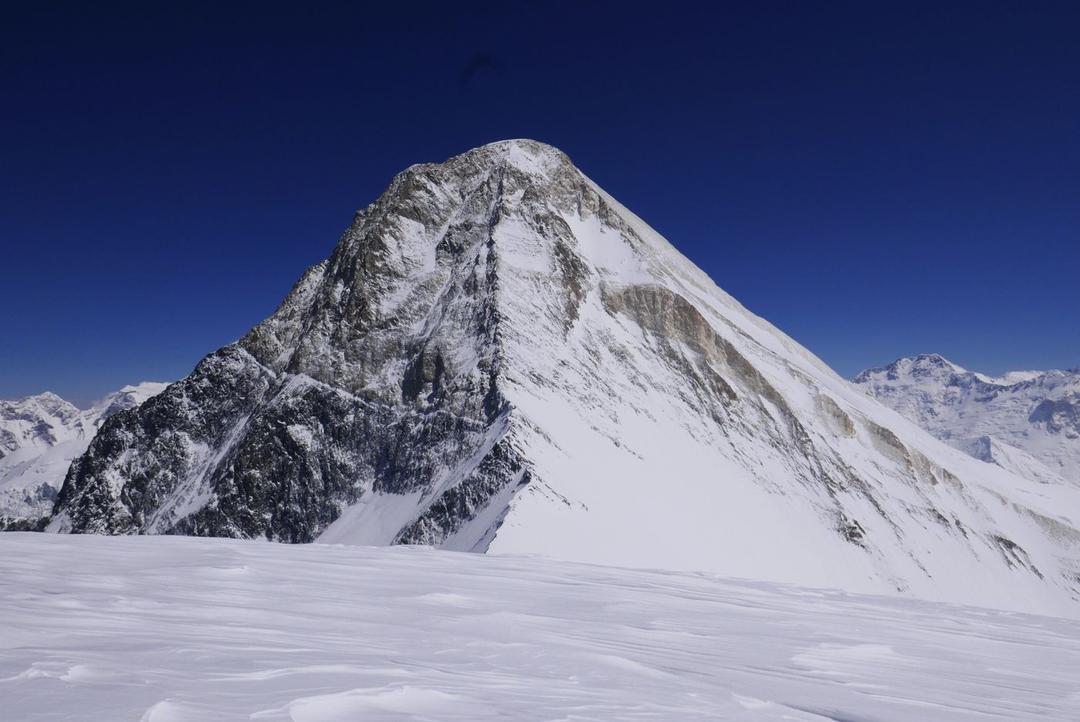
top-left (47, 140), bottom-right (1080, 614)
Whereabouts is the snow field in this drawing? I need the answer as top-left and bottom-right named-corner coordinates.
top-left (2, 533), bottom-right (1079, 721)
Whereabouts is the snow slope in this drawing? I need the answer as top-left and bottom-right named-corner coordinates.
top-left (47, 140), bottom-right (1080, 615)
top-left (0, 384), bottom-right (167, 527)
top-left (854, 354), bottom-right (1080, 485)
top-left (1, 533), bottom-right (1078, 721)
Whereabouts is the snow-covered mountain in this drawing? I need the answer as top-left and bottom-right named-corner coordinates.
top-left (47, 140), bottom-right (1080, 614)
top-left (854, 354), bottom-right (1080, 486)
top-left (0, 383), bottom-right (167, 528)
top-left (0, 391), bottom-right (83, 457)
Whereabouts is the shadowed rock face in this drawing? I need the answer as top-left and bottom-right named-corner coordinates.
top-left (43, 141), bottom-right (1080, 614)
top-left (52, 142), bottom-right (556, 545)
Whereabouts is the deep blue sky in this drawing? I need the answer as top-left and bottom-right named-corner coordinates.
top-left (3, 2), bottom-right (1078, 405)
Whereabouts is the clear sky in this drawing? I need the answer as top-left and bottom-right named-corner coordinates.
top-left (3, 1), bottom-right (1078, 405)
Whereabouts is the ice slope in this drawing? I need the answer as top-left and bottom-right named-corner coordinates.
top-left (47, 140), bottom-right (1080, 615)
top-left (1, 533), bottom-right (1078, 721)
top-left (854, 354), bottom-right (1080, 484)
top-left (0, 384), bottom-right (167, 527)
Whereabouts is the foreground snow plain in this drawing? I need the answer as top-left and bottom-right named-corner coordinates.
top-left (2, 534), bottom-right (1079, 721)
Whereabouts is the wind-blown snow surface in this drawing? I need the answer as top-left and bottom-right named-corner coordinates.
top-left (46, 140), bottom-right (1080, 615)
top-left (0, 384), bottom-right (167, 527)
top-left (854, 354), bottom-right (1080, 485)
top-left (2, 534), bottom-right (1079, 721)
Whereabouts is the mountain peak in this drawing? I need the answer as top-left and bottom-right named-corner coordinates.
top-left (466, 138), bottom-right (570, 165)
top-left (901, 353), bottom-right (965, 372)
top-left (476, 137), bottom-right (567, 156)
top-left (911, 352), bottom-right (957, 365)
top-left (852, 353), bottom-right (966, 384)
top-left (396, 139), bottom-right (573, 189)
top-left (13, 390), bottom-right (75, 408)
top-left (30, 390), bottom-right (66, 403)
top-left (1, 391), bottom-right (80, 420)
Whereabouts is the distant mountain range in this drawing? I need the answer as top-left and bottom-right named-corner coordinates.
top-left (854, 354), bottom-right (1079, 486)
top-left (0, 383), bottom-right (167, 528)
top-left (19, 140), bottom-right (1079, 615)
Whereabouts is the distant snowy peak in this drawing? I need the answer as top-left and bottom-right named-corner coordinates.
top-left (0, 382), bottom-right (168, 528)
top-left (855, 353), bottom-right (1073, 392)
top-left (854, 354), bottom-right (1080, 484)
top-left (853, 353), bottom-right (966, 382)
top-left (1, 383), bottom-right (169, 458)
top-left (0, 392), bottom-right (83, 457)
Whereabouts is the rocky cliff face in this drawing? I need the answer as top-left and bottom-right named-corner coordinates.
top-left (855, 354), bottom-right (1080, 485)
top-left (0, 383), bottom-right (166, 529)
top-left (46, 141), bottom-right (1080, 614)
top-left (52, 143), bottom-right (538, 547)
